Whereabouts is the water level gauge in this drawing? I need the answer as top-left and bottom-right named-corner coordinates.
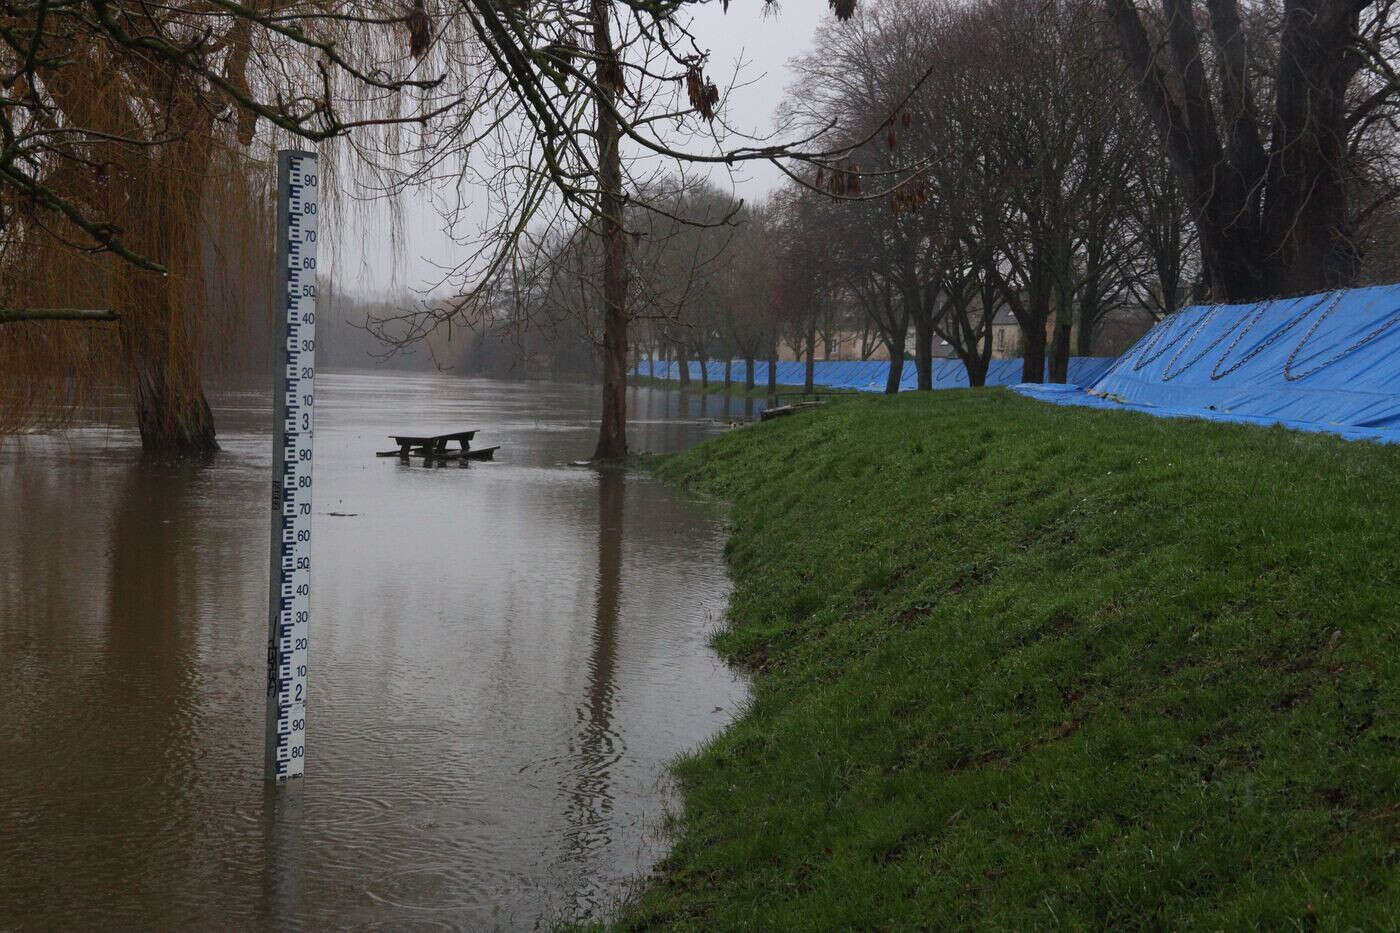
top-left (265, 149), bottom-right (317, 782)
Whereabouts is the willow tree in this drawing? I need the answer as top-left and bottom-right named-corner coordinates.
top-left (0, 0), bottom-right (436, 451)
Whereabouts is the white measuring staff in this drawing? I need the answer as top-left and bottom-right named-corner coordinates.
top-left (265, 149), bottom-right (318, 781)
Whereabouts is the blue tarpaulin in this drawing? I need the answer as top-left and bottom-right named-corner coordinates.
top-left (633, 357), bottom-right (1119, 393)
top-left (1012, 285), bottom-right (1400, 444)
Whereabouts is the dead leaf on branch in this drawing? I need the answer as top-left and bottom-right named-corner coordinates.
top-left (535, 43), bottom-right (578, 93)
top-left (829, 0), bottom-right (856, 20)
top-left (891, 182), bottom-right (928, 215)
top-left (600, 60), bottom-right (625, 95)
top-left (820, 161), bottom-right (862, 196)
top-left (406, 0), bottom-right (431, 59)
top-left (685, 65), bottom-right (719, 121)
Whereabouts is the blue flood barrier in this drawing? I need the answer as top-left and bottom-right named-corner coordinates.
top-left (632, 356), bottom-right (1118, 392)
top-left (1012, 284), bottom-right (1400, 444)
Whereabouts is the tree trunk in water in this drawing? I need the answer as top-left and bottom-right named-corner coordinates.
top-left (767, 344), bottom-right (778, 396)
top-left (129, 133), bottom-right (217, 454)
top-left (594, 301), bottom-right (628, 460)
top-left (124, 331), bottom-right (218, 454)
top-left (912, 314), bottom-right (933, 391)
top-left (744, 355), bottom-right (755, 391)
top-left (1021, 326), bottom-right (1047, 383)
top-left (45, 62), bottom-right (220, 456)
top-left (120, 267), bottom-right (218, 453)
top-left (698, 351), bottom-right (709, 391)
top-left (724, 358), bottom-right (732, 393)
top-left (590, 0), bottom-right (628, 461)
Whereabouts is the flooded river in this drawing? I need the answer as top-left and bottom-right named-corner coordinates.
top-left (0, 374), bottom-right (748, 929)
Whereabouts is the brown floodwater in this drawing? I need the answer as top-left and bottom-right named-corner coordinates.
top-left (0, 374), bottom-right (749, 929)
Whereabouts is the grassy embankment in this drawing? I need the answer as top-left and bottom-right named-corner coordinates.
top-left (616, 389), bottom-right (1398, 929)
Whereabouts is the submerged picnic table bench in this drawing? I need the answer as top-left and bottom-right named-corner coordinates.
top-left (376, 430), bottom-right (499, 463)
top-left (391, 430), bottom-right (475, 458)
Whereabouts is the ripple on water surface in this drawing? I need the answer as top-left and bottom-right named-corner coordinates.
top-left (0, 375), bottom-right (747, 928)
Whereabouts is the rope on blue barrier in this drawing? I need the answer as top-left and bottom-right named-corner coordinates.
top-left (1284, 288), bottom-right (1400, 382)
top-left (1209, 291), bottom-right (1337, 381)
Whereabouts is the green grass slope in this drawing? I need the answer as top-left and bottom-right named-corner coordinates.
top-left (620, 390), bottom-right (1399, 930)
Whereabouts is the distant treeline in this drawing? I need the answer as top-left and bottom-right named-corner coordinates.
top-left (314, 293), bottom-right (447, 374)
top-left (315, 291), bottom-right (599, 379)
top-left (194, 287), bottom-right (599, 381)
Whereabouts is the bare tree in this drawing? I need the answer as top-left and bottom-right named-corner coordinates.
top-left (1106, 0), bottom-right (1400, 300)
top-left (831, 201), bottom-right (910, 392)
top-left (1119, 137), bottom-right (1201, 320)
top-left (769, 188), bottom-right (840, 394)
top-left (353, 0), bottom-right (874, 458)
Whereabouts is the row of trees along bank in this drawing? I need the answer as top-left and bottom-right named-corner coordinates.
top-left (2, 0), bottom-right (1398, 454)
top-left (625, 0), bottom-right (1400, 394)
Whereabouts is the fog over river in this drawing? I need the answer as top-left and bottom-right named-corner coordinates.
top-left (0, 374), bottom-right (749, 929)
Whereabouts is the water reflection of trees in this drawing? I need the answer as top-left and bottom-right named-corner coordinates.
top-left (562, 469), bottom-right (624, 915)
top-left (105, 460), bottom-right (202, 730)
top-left (99, 459), bottom-right (204, 925)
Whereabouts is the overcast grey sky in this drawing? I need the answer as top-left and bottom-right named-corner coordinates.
top-left (333, 1), bottom-right (829, 297)
top-left (682, 0), bottom-right (831, 191)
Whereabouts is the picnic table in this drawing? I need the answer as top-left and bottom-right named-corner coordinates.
top-left (388, 430), bottom-right (477, 461)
